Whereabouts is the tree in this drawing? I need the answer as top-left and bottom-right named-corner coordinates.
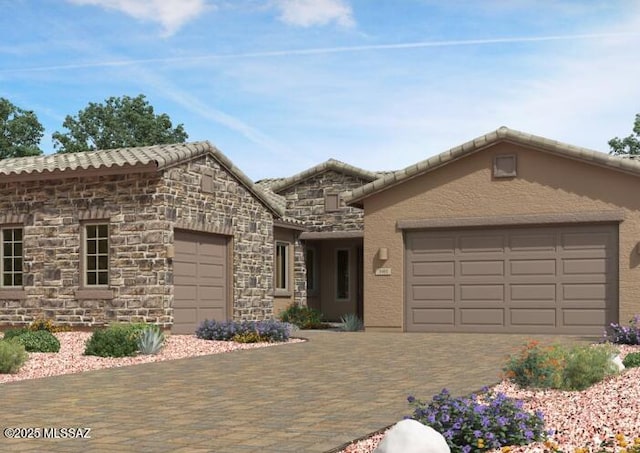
top-left (609, 113), bottom-right (640, 155)
top-left (53, 94), bottom-right (188, 153)
top-left (0, 98), bottom-right (44, 159)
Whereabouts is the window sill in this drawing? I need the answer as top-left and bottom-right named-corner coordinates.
top-left (76, 288), bottom-right (114, 300)
top-left (0, 288), bottom-right (26, 300)
top-left (274, 289), bottom-right (292, 298)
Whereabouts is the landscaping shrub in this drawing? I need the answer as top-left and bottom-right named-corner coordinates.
top-left (623, 351), bottom-right (640, 369)
top-left (137, 326), bottom-right (165, 355)
top-left (28, 317), bottom-right (70, 333)
top-left (13, 330), bottom-right (60, 353)
top-left (2, 328), bottom-right (29, 341)
top-left (561, 344), bottom-right (619, 391)
top-left (503, 340), bottom-right (565, 389)
top-left (340, 313), bottom-right (364, 331)
top-left (84, 326), bottom-right (140, 358)
top-left (408, 388), bottom-right (546, 452)
top-left (0, 340), bottom-right (28, 374)
top-left (195, 319), bottom-right (290, 342)
top-left (604, 315), bottom-right (640, 345)
top-left (504, 341), bottom-right (621, 391)
top-left (278, 303), bottom-right (326, 329)
top-left (231, 331), bottom-right (263, 343)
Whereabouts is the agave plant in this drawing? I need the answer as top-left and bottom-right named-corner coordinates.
top-left (137, 326), bottom-right (165, 355)
top-left (340, 313), bottom-right (364, 332)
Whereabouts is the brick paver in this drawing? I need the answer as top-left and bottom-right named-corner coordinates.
top-left (0, 331), bottom-right (589, 452)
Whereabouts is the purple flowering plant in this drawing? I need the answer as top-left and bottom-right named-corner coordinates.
top-left (195, 319), bottom-right (291, 342)
top-left (603, 315), bottom-right (640, 345)
top-left (407, 388), bottom-right (546, 452)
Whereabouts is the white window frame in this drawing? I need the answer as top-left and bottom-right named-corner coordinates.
top-left (275, 241), bottom-right (290, 292)
top-left (1, 227), bottom-right (23, 287)
top-left (335, 248), bottom-right (350, 301)
top-left (83, 222), bottom-right (110, 287)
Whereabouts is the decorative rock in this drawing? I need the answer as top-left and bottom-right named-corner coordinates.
top-left (373, 419), bottom-right (450, 453)
top-left (611, 354), bottom-right (625, 372)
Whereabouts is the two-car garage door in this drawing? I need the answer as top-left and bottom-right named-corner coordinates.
top-left (173, 230), bottom-right (229, 334)
top-left (405, 224), bottom-right (618, 334)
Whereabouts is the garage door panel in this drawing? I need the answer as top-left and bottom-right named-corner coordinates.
top-left (510, 259), bottom-right (556, 275)
top-left (563, 283), bottom-right (607, 300)
top-left (406, 224), bottom-right (618, 334)
top-left (510, 309), bottom-right (556, 326)
top-left (410, 236), bottom-right (455, 254)
top-left (411, 308), bottom-right (454, 325)
top-left (511, 284), bottom-right (556, 301)
top-left (562, 258), bottom-right (607, 275)
top-left (460, 260), bottom-right (504, 276)
top-left (412, 261), bottom-right (454, 277)
top-left (460, 284), bottom-right (503, 301)
top-left (412, 285), bottom-right (454, 301)
top-left (459, 234), bottom-right (505, 253)
top-left (562, 232), bottom-right (611, 250)
top-left (509, 234), bottom-right (556, 251)
top-left (460, 308), bottom-right (504, 325)
top-left (173, 231), bottom-right (228, 334)
top-left (563, 309), bottom-right (607, 326)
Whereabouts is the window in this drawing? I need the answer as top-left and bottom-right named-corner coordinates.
top-left (275, 241), bottom-right (289, 291)
top-left (85, 224), bottom-right (109, 286)
top-left (336, 249), bottom-right (350, 300)
top-left (2, 228), bottom-right (23, 287)
top-left (325, 193), bottom-right (341, 212)
top-left (305, 247), bottom-right (317, 293)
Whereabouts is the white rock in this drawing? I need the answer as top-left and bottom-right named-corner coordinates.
top-left (373, 419), bottom-right (450, 453)
top-left (611, 354), bottom-right (625, 372)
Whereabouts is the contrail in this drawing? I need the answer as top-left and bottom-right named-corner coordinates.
top-left (1, 31), bottom-right (637, 74)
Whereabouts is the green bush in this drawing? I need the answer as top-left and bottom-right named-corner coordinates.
top-left (13, 330), bottom-right (60, 353)
top-left (503, 340), bottom-right (565, 389)
top-left (623, 351), bottom-right (640, 368)
top-left (278, 303), bottom-right (326, 329)
top-left (561, 344), bottom-right (618, 391)
top-left (504, 341), bottom-right (620, 391)
top-left (2, 328), bottom-right (29, 341)
top-left (0, 340), bottom-right (28, 374)
top-left (84, 326), bottom-right (140, 358)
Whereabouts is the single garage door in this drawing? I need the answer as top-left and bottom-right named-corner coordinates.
top-left (173, 230), bottom-right (229, 334)
top-left (405, 224), bottom-right (618, 334)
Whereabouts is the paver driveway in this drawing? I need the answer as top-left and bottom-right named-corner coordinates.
top-left (0, 330), bottom-right (589, 452)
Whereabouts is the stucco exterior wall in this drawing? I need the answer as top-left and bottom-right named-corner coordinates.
top-left (363, 142), bottom-right (640, 330)
top-left (279, 170), bottom-right (368, 232)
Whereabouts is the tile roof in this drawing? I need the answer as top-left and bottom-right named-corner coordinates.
top-left (0, 141), bottom-right (284, 217)
top-left (260, 158), bottom-right (382, 193)
top-left (345, 126), bottom-right (640, 206)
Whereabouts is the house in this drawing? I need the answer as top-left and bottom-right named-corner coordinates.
top-left (2, 127), bottom-right (639, 336)
top-left (0, 142), bottom-right (302, 334)
top-left (345, 127), bottom-right (640, 335)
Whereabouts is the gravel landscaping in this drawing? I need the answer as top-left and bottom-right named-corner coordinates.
top-left (0, 331), bottom-right (304, 385)
top-left (340, 344), bottom-right (640, 453)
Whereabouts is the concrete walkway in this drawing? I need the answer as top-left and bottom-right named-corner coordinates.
top-left (0, 331), bottom-right (589, 452)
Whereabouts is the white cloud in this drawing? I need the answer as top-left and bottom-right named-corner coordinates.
top-left (273, 0), bottom-right (354, 28)
top-left (67, 0), bottom-right (210, 36)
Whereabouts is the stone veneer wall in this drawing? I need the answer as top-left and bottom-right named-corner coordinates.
top-left (279, 170), bottom-right (369, 232)
top-left (0, 154), bottom-right (276, 327)
top-left (0, 172), bottom-right (172, 327)
top-left (293, 238), bottom-right (306, 306)
top-left (163, 154), bottom-right (275, 321)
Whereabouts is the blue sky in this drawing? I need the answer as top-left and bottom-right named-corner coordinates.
top-left (1, 1), bottom-right (639, 180)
